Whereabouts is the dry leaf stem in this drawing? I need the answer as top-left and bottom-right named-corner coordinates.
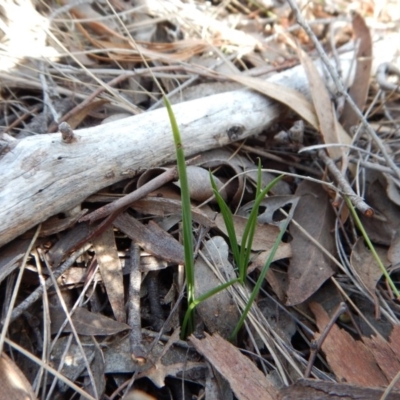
top-left (318, 150), bottom-right (373, 215)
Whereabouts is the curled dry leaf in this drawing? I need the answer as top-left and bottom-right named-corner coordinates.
top-left (174, 165), bottom-right (227, 202)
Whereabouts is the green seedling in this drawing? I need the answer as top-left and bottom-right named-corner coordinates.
top-left (344, 196), bottom-right (399, 299)
top-left (164, 96), bottom-right (288, 339)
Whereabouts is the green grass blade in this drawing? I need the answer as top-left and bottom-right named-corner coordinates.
top-left (239, 174), bottom-right (284, 281)
top-left (230, 194), bottom-right (290, 341)
top-left (210, 173), bottom-right (241, 267)
top-left (344, 196), bottom-right (399, 298)
top-left (163, 97), bottom-right (195, 336)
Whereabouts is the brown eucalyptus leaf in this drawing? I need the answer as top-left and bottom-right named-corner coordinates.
top-left (114, 212), bottom-right (184, 264)
top-left (50, 306), bottom-right (130, 336)
top-left (298, 48), bottom-right (348, 160)
top-left (0, 353), bottom-right (35, 400)
top-left (65, 99), bottom-right (109, 129)
top-left (174, 165), bottom-right (227, 202)
top-left (194, 236), bottom-right (240, 339)
top-left (340, 12), bottom-right (373, 132)
top-left (286, 180), bottom-right (336, 306)
top-left (190, 333), bottom-right (279, 400)
top-left (227, 74), bottom-right (351, 147)
top-left (309, 302), bottom-right (388, 387)
top-left (93, 228), bottom-right (125, 323)
top-left (131, 196), bottom-right (216, 227)
top-left (350, 237), bottom-right (389, 309)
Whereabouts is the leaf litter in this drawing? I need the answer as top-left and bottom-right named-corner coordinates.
top-left (1, 0), bottom-right (400, 399)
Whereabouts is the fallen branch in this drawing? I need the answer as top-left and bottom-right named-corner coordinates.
top-left (0, 40), bottom-right (392, 248)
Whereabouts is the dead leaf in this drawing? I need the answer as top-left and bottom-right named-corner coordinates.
top-left (114, 213), bottom-right (184, 264)
top-left (65, 99), bottom-right (109, 129)
top-left (227, 74), bottom-right (351, 147)
top-left (298, 48), bottom-right (345, 159)
top-left (174, 165), bottom-right (227, 202)
top-left (93, 228), bottom-right (125, 323)
top-left (0, 353), bottom-right (35, 400)
top-left (131, 196), bottom-right (216, 228)
top-left (309, 302), bottom-right (388, 387)
top-left (287, 180), bottom-right (336, 305)
top-left (340, 12), bottom-right (373, 132)
top-left (190, 333), bottom-right (278, 400)
top-left (50, 306), bottom-right (130, 336)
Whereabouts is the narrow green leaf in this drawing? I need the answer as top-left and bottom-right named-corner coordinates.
top-left (164, 96), bottom-right (195, 337)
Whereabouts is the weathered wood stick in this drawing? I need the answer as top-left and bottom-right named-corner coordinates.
top-left (0, 52), bottom-right (359, 248)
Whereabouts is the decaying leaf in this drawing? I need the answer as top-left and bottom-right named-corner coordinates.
top-left (190, 333), bottom-right (279, 400)
top-left (287, 180), bottom-right (336, 305)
